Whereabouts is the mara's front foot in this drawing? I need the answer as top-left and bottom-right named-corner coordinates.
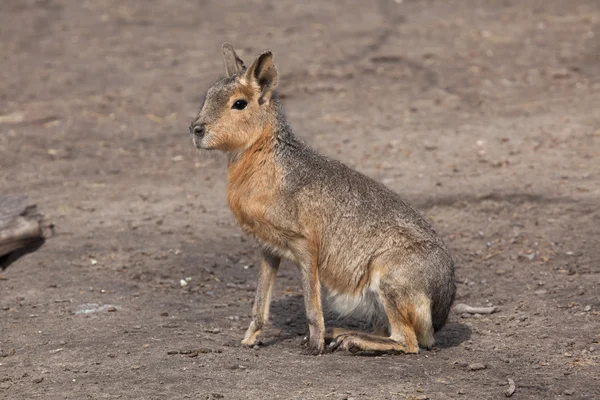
top-left (300, 331), bottom-right (324, 355)
top-left (241, 321), bottom-right (261, 347)
top-left (301, 340), bottom-right (324, 355)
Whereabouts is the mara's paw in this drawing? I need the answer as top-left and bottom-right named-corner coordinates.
top-left (241, 323), bottom-right (261, 347)
top-left (241, 337), bottom-right (257, 347)
top-left (330, 334), bottom-right (362, 354)
top-left (301, 336), bottom-right (324, 355)
top-left (301, 343), bottom-right (324, 356)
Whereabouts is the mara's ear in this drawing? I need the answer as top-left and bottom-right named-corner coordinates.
top-left (222, 43), bottom-right (245, 77)
top-left (244, 51), bottom-right (279, 105)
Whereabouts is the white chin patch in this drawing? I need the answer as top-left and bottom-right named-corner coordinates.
top-left (197, 136), bottom-right (213, 150)
top-left (191, 135), bottom-right (203, 149)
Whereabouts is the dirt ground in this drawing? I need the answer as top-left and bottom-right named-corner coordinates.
top-left (1, 0), bottom-right (599, 399)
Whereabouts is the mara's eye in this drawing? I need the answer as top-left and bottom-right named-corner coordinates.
top-left (232, 99), bottom-right (248, 110)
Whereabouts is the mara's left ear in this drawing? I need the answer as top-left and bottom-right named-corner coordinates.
top-left (222, 43), bottom-right (245, 77)
top-left (244, 51), bottom-right (279, 105)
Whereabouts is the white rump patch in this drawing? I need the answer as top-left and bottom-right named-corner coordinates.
top-left (324, 272), bottom-right (386, 325)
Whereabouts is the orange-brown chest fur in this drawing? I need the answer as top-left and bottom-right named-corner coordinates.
top-left (227, 133), bottom-right (290, 249)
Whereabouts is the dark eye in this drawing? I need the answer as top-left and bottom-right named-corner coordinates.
top-left (232, 99), bottom-right (248, 110)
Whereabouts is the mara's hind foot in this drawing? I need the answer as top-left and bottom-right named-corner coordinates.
top-left (330, 332), bottom-right (418, 354)
top-left (325, 326), bottom-right (387, 345)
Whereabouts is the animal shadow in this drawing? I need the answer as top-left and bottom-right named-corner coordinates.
top-left (0, 238), bottom-right (45, 270)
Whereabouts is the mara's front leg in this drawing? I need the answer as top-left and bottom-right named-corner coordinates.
top-left (298, 250), bottom-right (325, 355)
top-left (242, 251), bottom-right (280, 346)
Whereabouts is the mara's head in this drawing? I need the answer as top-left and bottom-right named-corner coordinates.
top-left (189, 43), bottom-right (279, 152)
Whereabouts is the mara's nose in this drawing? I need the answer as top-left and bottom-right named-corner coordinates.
top-left (191, 124), bottom-right (205, 138)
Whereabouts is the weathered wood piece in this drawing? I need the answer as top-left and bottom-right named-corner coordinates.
top-left (453, 303), bottom-right (497, 315)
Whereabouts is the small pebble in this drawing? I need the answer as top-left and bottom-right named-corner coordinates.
top-left (167, 350), bottom-right (179, 355)
top-left (563, 389), bottom-right (574, 396)
top-left (107, 306), bottom-right (117, 312)
top-left (1, 306), bottom-right (9, 311)
top-left (534, 290), bottom-right (547, 296)
top-left (461, 313), bottom-right (471, 319)
top-left (160, 312), bottom-right (169, 317)
top-left (253, 345), bottom-right (260, 350)
top-left (583, 305), bottom-right (591, 312)
top-left (458, 389), bottom-right (465, 395)
top-left (468, 363), bottom-right (487, 371)
top-left (32, 377), bottom-right (44, 384)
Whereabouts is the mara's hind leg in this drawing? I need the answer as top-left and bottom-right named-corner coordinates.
top-left (381, 285), bottom-right (436, 351)
top-left (324, 326), bottom-right (387, 345)
top-left (331, 331), bottom-right (410, 354)
top-left (332, 292), bottom-right (434, 354)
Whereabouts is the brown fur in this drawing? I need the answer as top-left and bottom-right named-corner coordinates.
top-left (189, 44), bottom-right (456, 355)
top-left (227, 131), bottom-right (280, 236)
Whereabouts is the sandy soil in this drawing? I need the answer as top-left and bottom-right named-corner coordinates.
top-left (1, 0), bottom-right (599, 399)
